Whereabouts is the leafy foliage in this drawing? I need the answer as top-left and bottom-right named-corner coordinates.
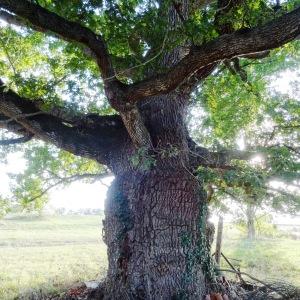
top-left (0, 0), bottom-right (299, 217)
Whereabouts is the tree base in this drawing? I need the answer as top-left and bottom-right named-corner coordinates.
top-left (60, 277), bottom-right (237, 300)
top-left (57, 276), bottom-right (300, 300)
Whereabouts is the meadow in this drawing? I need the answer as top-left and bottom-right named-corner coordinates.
top-left (0, 215), bottom-right (107, 300)
top-left (0, 215), bottom-right (299, 299)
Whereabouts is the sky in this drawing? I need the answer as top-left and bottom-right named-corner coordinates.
top-left (47, 176), bottom-right (114, 211)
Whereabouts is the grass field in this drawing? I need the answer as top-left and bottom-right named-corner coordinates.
top-left (0, 215), bottom-right (299, 299)
top-left (219, 225), bottom-right (300, 287)
top-left (0, 215), bottom-right (107, 300)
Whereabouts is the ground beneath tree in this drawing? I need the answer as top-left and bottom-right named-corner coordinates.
top-left (43, 278), bottom-right (300, 300)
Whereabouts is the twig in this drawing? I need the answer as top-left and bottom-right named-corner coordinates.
top-left (224, 256), bottom-right (242, 262)
top-left (221, 253), bottom-right (246, 284)
top-left (266, 124), bottom-right (300, 145)
top-left (0, 35), bottom-right (18, 77)
top-left (215, 0), bottom-right (233, 13)
top-left (103, 29), bottom-right (169, 82)
top-left (218, 268), bottom-right (286, 297)
top-left (27, 172), bottom-right (112, 203)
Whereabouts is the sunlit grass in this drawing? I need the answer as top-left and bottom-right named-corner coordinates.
top-left (0, 215), bottom-right (299, 299)
top-left (0, 215), bottom-right (107, 300)
top-left (219, 225), bottom-right (300, 287)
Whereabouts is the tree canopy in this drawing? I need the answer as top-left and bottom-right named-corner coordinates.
top-left (0, 0), bottom-right (299, 216)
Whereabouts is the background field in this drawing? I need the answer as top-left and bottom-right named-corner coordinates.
top-left (0, 215), bottom-right (299, 299)
top-left (0, 215), bottom-right (107, 300)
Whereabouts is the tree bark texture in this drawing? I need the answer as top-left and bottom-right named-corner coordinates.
top-left (101, 92), bottom-right (214, 299)
top-left (103, 170), bottom-right (211, 299)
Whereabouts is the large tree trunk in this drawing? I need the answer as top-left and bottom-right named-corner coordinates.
top-left (99, 3), bottom-right (217, 294)
top-left (103, 170), bottom-right (212, 299)
top-left (100, 92), bottom-right (215, 299)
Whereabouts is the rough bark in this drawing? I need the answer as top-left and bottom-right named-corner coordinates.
top-left (99, 90), bottom-right (217, 299)
top-left (103, 169), bottom-right (211, 299)
top-left (0, 84), bottom-right (129, 163)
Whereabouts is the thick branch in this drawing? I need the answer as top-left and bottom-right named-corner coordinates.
top-left (0, 9), bottom-right (23, 27)
top-left (181, 63), bottom-right (218, 92)
top-left (188, 139), bottom-right (255, 169)
top-left (219, 269), bottom-right (286, 297)
top-left (125, 7), bottom-right (300, 102)
top-left (0, 84), bottom-right (128, 164)
top-left (267, 186), bottom-right (299, 197)
top-left (0, 0), bottom-right (115, 80)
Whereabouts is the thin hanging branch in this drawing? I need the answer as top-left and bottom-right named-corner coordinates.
top-left (1, 0), bottom-right (299, 104)
top-left (0, 133), bottom-right (33, 145)
top-left (26, 171), bottom-right (112, 203)
top-left (124, 7), bottom-right (300, 102)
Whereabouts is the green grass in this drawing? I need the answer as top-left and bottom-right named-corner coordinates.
top-left (0, 215), bottom-right (299, 299)
top-left (218, 224), bottom-right (300, 287)
top-left (0, 215), bottom-right (107, 300)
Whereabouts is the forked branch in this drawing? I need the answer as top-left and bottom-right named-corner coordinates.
top-left (26, 171), bottom-right (112, 203)
top-left (0, 82), bottom-right (128, 163)
top-left (1, 1), bottom-right (299, 105)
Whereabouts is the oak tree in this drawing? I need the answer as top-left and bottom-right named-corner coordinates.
top-left (0, 0), bottom-right (300, 298)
